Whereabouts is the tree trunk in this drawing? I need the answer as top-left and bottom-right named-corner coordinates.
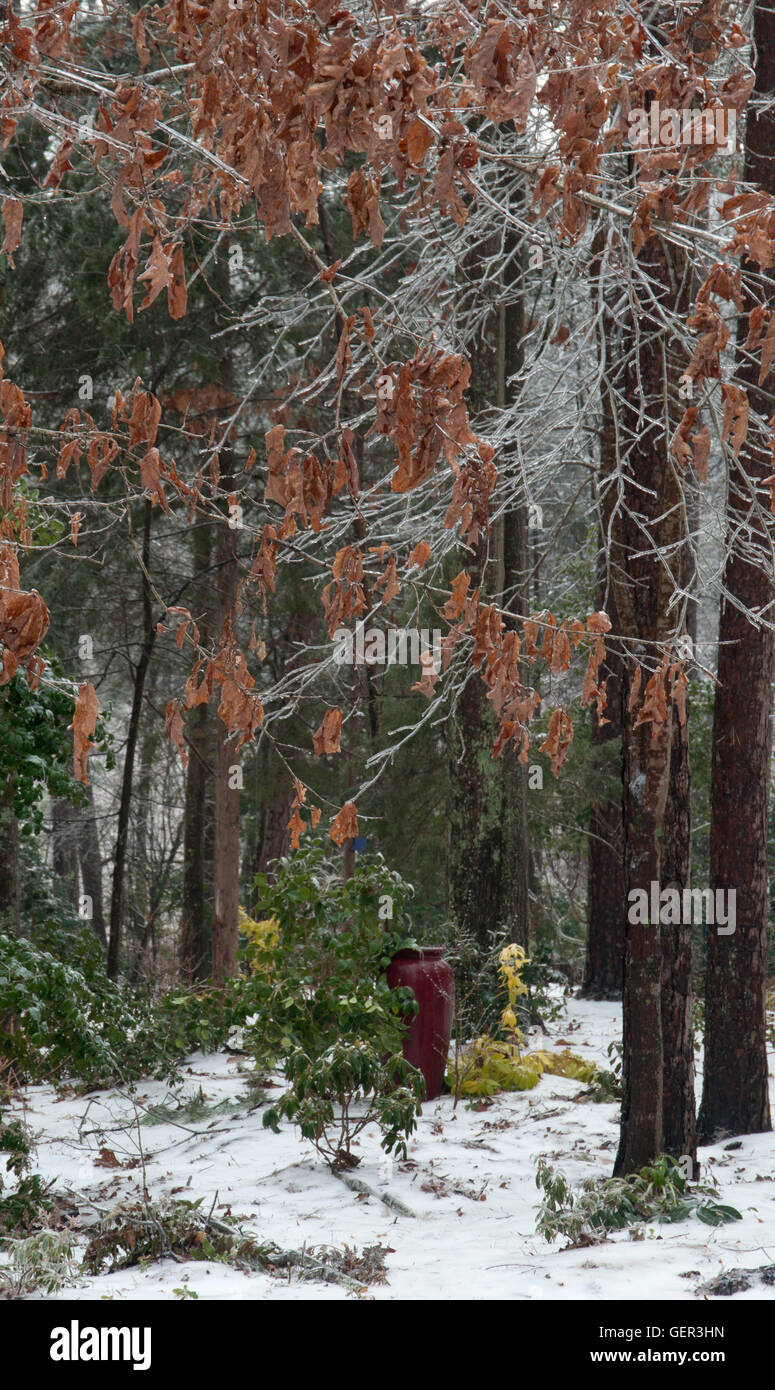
top-left (51, 797), bottom-right (79, 909)
top-left (256, 790), bottom-right (292, 876)
top-left (180, 702), bottom-right (211, 980)
top-left (76, 780), bottom-right (107, 948)
top-left (180, 522), bottom-right (213, 982)
top-left (209, 248), bottom-right (242, 986)
top-left (212, 504), bottom-right (240, 984)
top-left (660, 688), bottom-right (696, 1161)
top-left (447, 226), bottom-right (529, 952)
top-left (107, 499), bottom-right (155, 979)
top-left (660, 528), bottom-right (697, 1163)
top-left (584, 801), bottom-right (625, 999)
top-left (582, 563), bottom-right (625, 1000)
top-left (699, 0), bottom-right (775, 1143)
top-left (610, 221), bottom-right (688, 1175)
top-left (0, 782), bottom-right (19, 937)
top-left (583, 229), bottom-right (627, 1001)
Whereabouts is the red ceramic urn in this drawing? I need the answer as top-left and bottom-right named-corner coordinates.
top-left (386, 947), bottom-right (454, 1101)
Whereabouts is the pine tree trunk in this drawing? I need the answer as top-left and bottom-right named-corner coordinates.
top-left (180, 701), bottom-right (211, 980)
top-left (611, 222), bottom-right (687, 1175)
top-left (180, 522), bottom-right (212, 982)
top-left (51, 797), bottom-right (79, 909)
top-left (447, 227), bottom-right (529, 952)
top-left (107, 499), bottom-right (155, 979)
top-left (210, 248), bottom-right (242, 986)
top-left (256, 789), bottom-right (292, 877)
top-left (0, 782), bottom-right (19, 937)
top-left (212, 504), bottom-right (240, 984)
top-left (582, 229), bottom-right (627, 1001)
top-left (699, 2), bottom-right (775, 1140)
top-left (584, 802), bottom-right (625, 998)
top-left (661, 696), bottom-right (696, 1160)
top-left (615, 712), bottom-right (669, 1173)
top-left (76, 780), bottom-right (107, 948)
top-left (210, 374), bottom-right (240, 985)
top-left (582, 562), bottom-right (625, 1000)
top-left (660, 524), bottom-right (697, 1162)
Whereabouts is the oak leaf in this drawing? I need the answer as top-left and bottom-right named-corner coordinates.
top-left (71, 680), bottom-right (99, 785)
top-left (313, 707), bottom-right (343, 756)
top-left (330, 800), bottom-right (358, 846)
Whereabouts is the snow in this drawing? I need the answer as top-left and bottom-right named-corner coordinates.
top-left (4, 997), bottom-right (775, 1301)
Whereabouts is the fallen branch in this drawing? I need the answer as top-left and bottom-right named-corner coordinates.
top-left (332, 1170), bottom-right (417, 1219)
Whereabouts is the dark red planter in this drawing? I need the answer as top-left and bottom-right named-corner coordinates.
top-left (386, 947), bottom-right (454, 1101)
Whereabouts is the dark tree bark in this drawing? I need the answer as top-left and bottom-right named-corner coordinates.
top-left (582, 558), bottom-right (625, 1000)
top-left (447, 227), bottom-right (529, 952)
top-left (107, 499), bottom-right (156, 979)
top-left (76, 780), bottom-right (107, 948)
top-left (255, 789), bottom-right (292, 876)
top-left (583, 783), bottom-right (625, 998)
top-left (211, 329), bottom-right (240, 985)
top-left (180, 522), bottom-right (213, 982)
top-left (609, 222), bottom-right (689, 1175)
top-left (582, 229), bottom-right (628, 1002)
top-left (660, 523), bottom-right (697, 1163)
top-left (180, 701), bottom-right (212, 980)
top-left (661, 683), bottom-right (696, 1161)
top-left (699, 0), bottom-right (775, 1143)
top-left (0, 782), bottom-right (20, 937)
top-left (51, 797), bottom-right (79, 909)
top-left (211, 505), bottom-right (240, 985)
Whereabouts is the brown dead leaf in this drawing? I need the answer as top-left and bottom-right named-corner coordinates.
top-left (71, 680), bottom-right (99, 785)
top-left (330, 800), bottom-right (358, 846)
top-left (1, 198), bottom-right (23, 266)
top-left (313, 707), bottom-right (343, 756)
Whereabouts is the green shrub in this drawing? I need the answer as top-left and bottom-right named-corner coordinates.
top-left (0, 930), bottom-right (252, 1087)
top-left (581, 1038), bottom-right (623, 1102)
top-left (243, 841), bottom-right (419, 1069)
top-left (0, 842), bottom-right (425, 1148)
top-left (244, 844), bottom-right (426, 1166)
top-left (535, 1155), bottom-right (742, 1247)
top-left (263, 1040), bottom-right (424, 1170)
top-left (0, 1230), bottom-right (74, 1296)
top-left (0, 1098), bottom-right (48, 1236)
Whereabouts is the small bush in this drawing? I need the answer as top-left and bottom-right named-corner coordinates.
top-left (0, 930), bottom-right (260, 1088)
top-left (580, 1039), bottom-right (623, 1102)
top-left (243, 842), bottom-right (418, 1064)
top-left (263, 1040), bottom-right (424, 1170)
top-left (0, 1231), bottom-right (75, 1297)
top-left (0, 1091), bottom-right (49, 1237)
top-left (535, 1155), bottom-right (742, 1247)
top-left (82, 1198), bottom-right (275, 1275)
top-left (447, 944), bottom-right (596, 1099)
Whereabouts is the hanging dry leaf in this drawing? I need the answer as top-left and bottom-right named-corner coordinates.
top-left (313, 707), bottom-right (343, 756)
top-left (411, 649), bottom-right (440, 699)
top-left (408, 540), bottom-right (431, 570)
top-left (1, 198), bottom-right (23, 266)
top-left (165, 698), bottom-right (188, 765)
top-left (71, 680), bottom-right (99, 785)
top-left (330, 800), bottom-right (358, 846)
top-left (539, 708), bottom-right (574, 776)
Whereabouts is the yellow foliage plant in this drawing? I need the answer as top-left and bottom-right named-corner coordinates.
top-left (447, 944), bottom-right (597, 1098)
top-left (238, 907), bottom-right (279, 976)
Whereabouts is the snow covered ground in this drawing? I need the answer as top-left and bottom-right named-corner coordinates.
top-left (3, 997), bottom-right (775, 1301)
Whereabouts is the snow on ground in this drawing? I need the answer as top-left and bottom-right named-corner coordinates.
top-left (3, 997), bottom-right (775, 1301)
